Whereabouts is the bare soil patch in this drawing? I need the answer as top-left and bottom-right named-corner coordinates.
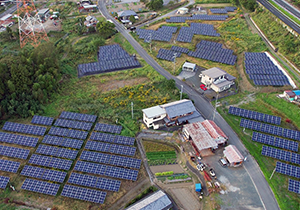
top-left (43, 19), bottom-right (62, 33)
top-left (168, 187), bottom-right (201, 210)
top-left (150, 164), bottom-right (184, 174)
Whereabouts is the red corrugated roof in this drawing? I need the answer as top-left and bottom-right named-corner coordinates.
top-left (223, 145), bottom-right (244, 163)
top-left (201, 120), bottom-right (228, 139)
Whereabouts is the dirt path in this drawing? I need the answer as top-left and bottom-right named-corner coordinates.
top-left (196, 3), bottom-right (233, 7)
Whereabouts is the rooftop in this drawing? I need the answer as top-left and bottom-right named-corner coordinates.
top-left (201, 120), bottom-right (228, 140)
top-left (38, 8), bottom-right (49, 14)
top-left (202, 67), bottom-right (226, 79)
top-left (117, 10), bottom-right (138, 18)
top-left (223, 145), bottom-right (244, 163)
top-left (183, 62), bottom-right (196, 69)
top-left (161, 99), bottom-right (196, 119)
top-left (142, 105), bottom-right (166, 119)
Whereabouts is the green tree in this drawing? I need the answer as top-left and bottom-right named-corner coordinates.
top-left (129, 15), bottom-right (136, 24)
top-left (96, 20), bottom-right (116, 39)
top-left (146, 0), bottom-right (164, 10)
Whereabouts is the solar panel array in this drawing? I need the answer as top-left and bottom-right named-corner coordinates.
top-left (0, 145), bottom-right (30, 159)
top-left (80, 151), bottom-right (141, 169)
top-left (166, 15), bottom-right (228, 23)
top-left (49, 127), bottom-right (88, 140)
top-left (0, 159), bottom-right (20, 173)
top-left (275, 161), bottom-right (300, 178)
top-left (157, 48), bottom-right (182, 61)
top-left (54, 119), bottom-right (93, 131)
top-left (85, 141), bottom-right (136, 156)
top-left (261, 146), bottom-right (300, 165)
top-left (188, 40), bottom-right (236, 65)
top-left (36, 144), bottom-right (78, 160)
top-left (59, 111), bottom-right (97, 123)
top-left (42, 135), bottom-right (83, 149)
top-left (229, 106), bottom-right (281, 125)
top-left (21, 178), bottom-right (60, 196)
top-left (74, 161), bottom-right (139, 181)
top-left (31, 115), bottom-right (54, 126)
top-left (29, 154), bottom-right (73, 170)
top-left (210, 8), bottom-right (228, 14)
top-left (171, 46), bottom-right (189, 54)
top-left (94, 123), bottom-right (122, 134)
top-left (61, 185), bottom-right (107, 204)
top-left (68, 173), bottom-right (121, 192)
top-left (2, 121), bottom-right (46, 136)
top-left (225, 6), bottom-right (237, 12)
top-left (21, 165), bottom-right (67, 183)
top-left (0, 132), bottom-right (39, 147)
top-left (0, 176), bottom-right (9, 189)
top-left (240, 119), bottom-right (300, 141)
top-left (244, 52), bottom-right (290, 86)
top-left (90, 132), bottom-right (135, 146)
top-left (288, 179), bottom-right (300, 194)
top-left (252, 132), bottom-right (298, 152)
top-left (78, 44), bottom-right (141, 77)
top-left (136, 26), bottom-right (177, 42)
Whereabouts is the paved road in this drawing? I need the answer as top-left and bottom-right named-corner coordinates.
top-left (98, 1), bottom-right (280, 209)
top-left (0, 4), bottom-right (17, 19)
top-left (258, 0), bottom-right (300, 34)
top-left (273, 0), bottom-right (300, 19)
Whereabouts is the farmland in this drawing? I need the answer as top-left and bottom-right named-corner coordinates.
top-left (143, 141), bottom-right (175, 152)
top-left (146, 151), bottom-right (177, 166)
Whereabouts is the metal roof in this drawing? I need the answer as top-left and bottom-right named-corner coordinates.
top-left (117, 10), bottom-right (138, 17)
top-left (202, 67), bottom-right (226, 79)
top-left (177, 110), bottom-right (203, 123)
top-left (223, 145), bottom-right (244, 163)
top-left (125, 190), bottom-right (172, 210)
top-left (161, 99), bottom-right (196, 119)
top-left (201, 120), bottom-right (227, 141)
top-left (183, 62), bottom-right (196, 69)
top-left (142, 106), bottom-right (166, 118)
top-left (38, 8), bottom-right (49, 14)
top-left (212, 80), bottom-right (234, 88)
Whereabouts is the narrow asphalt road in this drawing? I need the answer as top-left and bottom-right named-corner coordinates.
top-left (98, 1), bottom-right (280, 209)
top-left (273, 0), bottom-right (300, 19)
top-left (0, 4), bottom-right (17, 19)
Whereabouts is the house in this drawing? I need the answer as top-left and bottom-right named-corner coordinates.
top-left (0, 19), bottom-right (14, 28)
top-left (283, 90), bottom-right (296, 101)
top-left (0, 14), bottom-right (12, 21)
top-left (223, 145), bottom-right (244, 167)
top-left (199, 67), bottom-right (236, 92)
top-left (125, 190), bottom-right (172, 210)
top-left (182, 62), bottom-right (196, 72)
top-left (177, 7), bottom-right (189, 15)
top-left (117, 10), bottom-right (139, 23)
top-left (37, 8), bottom-right (50, 21)
top-left (84, 15), bottom-right (98, 27)
top-left (142, 99), bottom-right (203, 129)
top-left (79, 4), bottom-right (98, 13)
top-left (182, 120), bottom-right (228, 154)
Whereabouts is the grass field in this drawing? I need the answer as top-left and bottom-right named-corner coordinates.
top-left (143, 141), bottom-right (175, 152)
top-left (146, 151), bottom-right (177, 165)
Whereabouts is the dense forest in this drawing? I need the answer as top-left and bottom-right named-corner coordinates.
top-left (0, 43), bottom-right (61, 118)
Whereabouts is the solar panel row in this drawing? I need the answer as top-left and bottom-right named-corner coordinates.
top-left (36, 144), bottom-right (78, 160)
top-left (171, 46), bottom-right (189, 54)
top-left (136, 26), bottom-right (177, 42)
top-left (85, 141), bottom-right (136, 156)
top-left (48, 127), bottom-right (88, 140)
top-left (68, 172), bottom-right (121, 192)
top-left (42, 135), bottom-right (83, 149)
top-left (229, 106), bottom-right (281, 125)
top-left (28, 154), bottom-right (73, 170)
top-left (240, 119), bottom-right (300, 141)
top-left (166, 15), bottom-right (228, 23)
top-left (0, 145), bottom-right (30, 159)
top-left (0, 131), bottom-right (39, 147)
top-left (74, 161), bottom-right (139, 181)
top-left (21, 165), bottom-right (67, 183)
top-left (276, 161), bottom-right (300, 179)
top-left (252, 132), bottom-right (298, 152)
top-left (288, 179), bottom-right (300, 194)
top-left (157, 48), bottom-right (182, 62)
top-left (0, 159), bottom-right (20, 173)
top-left (2, 121), bottom-right (46, 136)
top-left (261, 146), bottom-right (300, 165)
top-left (94, 123), bottom-right (122, 134)
top-left (80, 150), bottom-right (141, 169)
top-left (59, 111), bottom-right (97, 123)
top-left (90, 132), bottom-right (135, 146)
top-left (54, 119), bottom-right (93, 131)
top-left (210, 8), bottom-right (228, 14)
top-left (31, 115), bottom-right (54, 126)
top-left (0, 176), bottom-right (10, 189)
top-left (21, 178), bottom-right (60, 196)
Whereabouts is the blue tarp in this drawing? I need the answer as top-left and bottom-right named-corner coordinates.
top-left (293, 90), bottom-right (300, 95)
top-left (195, 183), bottom-right (202, 192)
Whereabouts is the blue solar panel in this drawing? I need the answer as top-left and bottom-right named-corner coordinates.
top-left (48, 127), bottom-right (88, 140)
top-left (42, 135), bottom-right (83, 149)
top-left (54, 119), bottom-right (93, 131)
top-left (68, 173), bottom-right (121, 192)
top-left (90, 132), bottom-right (135, 146)
top-left (31, 115), bottom-right (54, 126)
top-left (61, 185), bottom-right (107, 204)
top-left (74, 161), bottom-right (139, 181)
top-left (60, 111), bottom-right (97, 123)
top-left (85, 141), bottom-right (136, 156)
top-left (0, 132), bottom-right (39, 147)
top-left (0, 176), bottom-right (10, 189)
top-left (2, 121), bottom-right (47, 136)
top-left (288, 179), bottom-right (300, 194)
top-left (0, 145), bottom-right (30, 159)
top-left (80, 151), bottom-right (141, 169)
top-left (35, 144), bottom-right (78, 160)
top-left (275, 162), bottom-right (300, 179)
top-left (21, 165), bottom-right (67, 183)
top-left (0, 159), bottom-right (20, 173)
top-left (94, 123), bottom-right (122, 134)
top-left (28, 154), bottom-right (73, 170)
top-left (166, 15), bottom-right (228, 23)
top-left (21, 178), bottom-right (60, 196)
top-left (261, 146), bottom-right (300, 164)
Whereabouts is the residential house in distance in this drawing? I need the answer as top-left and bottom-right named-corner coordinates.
top-left (182, 62), bottom-right (196, 72)
top-left (117, 10), bottom-right (139, 23)
top-left (283, 90), bottom-right (300, 101)
top-left (177, 7), bottom-right (189, 15)
top-left (0, 14), bottom-right (14, 28)
top-left (78, 0), bottom-right (98, 13)
top-left (84, 15), bottom-right (98, 27)
top-left (37, 8), bottom-right (50, 22)
top-left (223, 145), bottom-right (244, 167)
top-left (182, 120), bottom-right (228, 155)
top-left (199, 67), bottom-right (236, 92)
top-left (142, 99), bottom-right (203, 129)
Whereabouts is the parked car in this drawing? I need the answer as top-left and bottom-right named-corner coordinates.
top-left (197, 164), bottom-right (204, 171)
top-left (209, 168), bottom-right (216, 177)
top-left (200, 84), bottom-right (207, 91)
top-left (218, 157), bottom-right (228, 167)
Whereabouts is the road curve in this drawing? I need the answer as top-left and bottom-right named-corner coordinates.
top-left (98, 1), bottom-right (280, 209)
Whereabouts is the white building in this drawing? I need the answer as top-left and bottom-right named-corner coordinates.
top-left (177, 7), bottom-right (189, 15)
top-left (223, 145), bottom-right (244, 167)
top-left (182, 62), bottom-right (196, 72)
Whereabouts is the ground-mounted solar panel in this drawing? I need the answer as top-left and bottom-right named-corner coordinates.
top-left (94, 123), bottom-right (122, 134)
top-left (48, 127), bottom-right (88, 140)
top-left (0, 159), bottom-right (20, 173)
top-left (36, 144), bottom-right (78, 160)
top-left (0, 145), bottom-right (30, 159)
top-left (28, 154), bottom-right (73, 170)
top-left (42, 135), bottom-right (83, 149)
top-left (210, 8), bottom-right (228, 14)
top-left (85, 141), bottom-right (136, 156)
top-left (21, 178), bottom-right (60, 196)
top-left (252, 132), bottom-right (298, 152)
top-left (275, 162), bottom-right (300, 179)
top-left (261, 146), bottom-right (300, 164)
top-left (80, 150), bottom-right (141, 169)
top-left (288, 179), bottom-right (300, 194)
top-left (21, 165), bottom-right (67, 183)
top-left (2, 121), bottom-right (47, 136)
top-left (68, 173), bottom-right (121, 192)
top-left (90, 132), bottom-right (135, 146)
top-left (0, 176), bottom-right (9, 189)
top-left (31, 115), bottom-right (54, 126)
top-left (166, 15), bottom-right (228, 23)
top-left (54, 119), bottom-right (93, 131)
top-left (74, 161), bottom-right (139, 181)
top-left (61, 185), bottom-right (107, 204)
top-left (171, 46), bottom-right (189, 54)
top-left (59, 111), bottom-right (97, 123)
top-left (0, 132), bottom-right (39, 147)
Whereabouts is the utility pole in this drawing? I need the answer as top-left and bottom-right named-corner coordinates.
top-left (131, 102), bottom-right (134, 119)
top-left (180, 85), bottom-right (183, 100)
top-left (212, 91), bottom-right (219, 121)
top-left (172, 53), bottom-right (177, 74)
top-left (148, 33), bottom-right (152, 53)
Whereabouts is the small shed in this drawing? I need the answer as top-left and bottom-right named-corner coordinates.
top-left (284, 90), bottom-right (296, 101)
top-left (223, 145), bottom-right (244, 167)
top-left (182, 62), bottom-right (196, 72)
top-left (177, 7), bottom-right (189, 15)
top-left (195, 183), bottom-right (202, 192)
top-left (293, 90), bottom-right (300, 100)
top-left (37, 8), bottom-right (50, 21)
